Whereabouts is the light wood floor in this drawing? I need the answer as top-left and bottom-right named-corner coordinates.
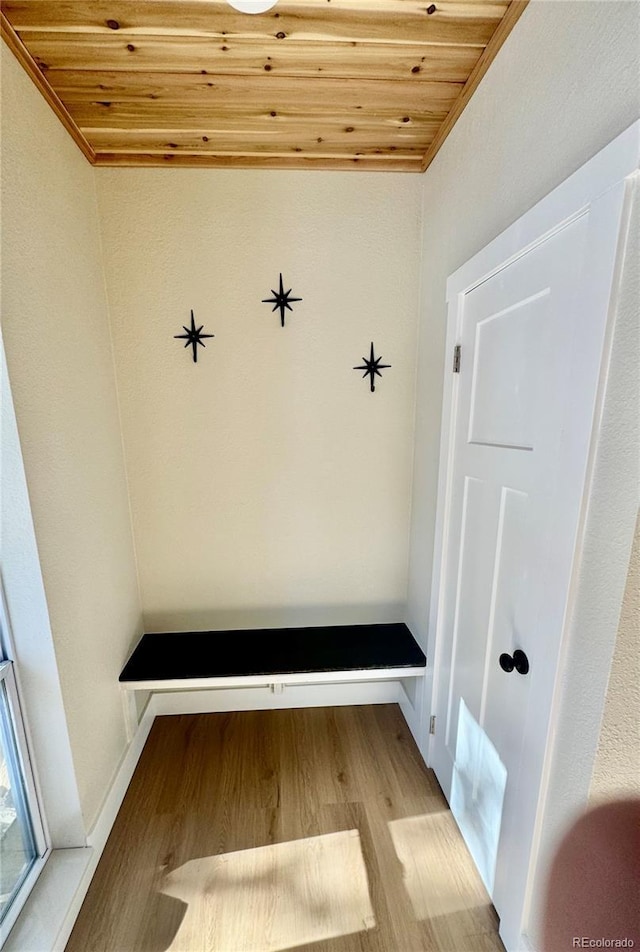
top-left (66, 705), bottom-right (503, 952)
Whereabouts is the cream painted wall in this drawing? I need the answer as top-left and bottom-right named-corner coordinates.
top-left (95, 170), bottom-right (422, 631)
top-left (407, 0), bottom-right (640, 653)
top-left (1, 45), bottom-right (142, 829)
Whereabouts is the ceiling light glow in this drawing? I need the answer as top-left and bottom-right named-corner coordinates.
top-left (227, 0), bottom-right (279, 12)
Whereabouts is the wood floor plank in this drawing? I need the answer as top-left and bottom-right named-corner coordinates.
top-left (66, 705), bottom-right (503, 952)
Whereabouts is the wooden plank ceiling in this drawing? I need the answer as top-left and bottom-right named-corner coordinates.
top-left (1, 0), bottom-right (528, 171)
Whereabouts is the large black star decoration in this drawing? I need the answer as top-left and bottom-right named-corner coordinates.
top-left (354, 342), bottom-right (391, 393)
top-left (174, 310), bottom-right (214, 363)
top-left (262, 274), bottom-right (302, 327)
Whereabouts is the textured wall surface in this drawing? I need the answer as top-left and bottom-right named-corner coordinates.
top-left (589, 518), bottom-right (640, 800)
top-left (1, 45), bottom-right (142, 830)
top-left (408, 0), bottom-right (640, 650)
top-left (587, 129), bottom-right (640, 809)
top-left (96, 170), bottom-right (422, 631)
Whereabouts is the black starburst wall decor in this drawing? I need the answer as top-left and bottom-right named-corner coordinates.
top-left (174, 310), bottom-right (215, 363)
top-left (354, 342), bottom-right (391, 393)
top-left (262, 274), bottom-right (303, 327)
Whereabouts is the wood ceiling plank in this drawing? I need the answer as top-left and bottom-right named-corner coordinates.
top-left (81, 117), bottom-right (431, 158)
top-left (92, 151), bottom-right (424, 171)
top-left (67, 99), bottom-right (449, 129)
top-left (22, 33), bottom-right (474, 84)
top-left (83, 128), bottom-right (434, 155)
top-left (45, 71), bottom-right (455, 114)
top-left (6, 1), bottom-right (508, 47)
top-left (41, 45), bottom-right (482, 85)
top-left (77, 108), bottom-right (442, 140)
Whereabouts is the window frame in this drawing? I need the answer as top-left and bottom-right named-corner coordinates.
top-left (0, 604), bottom-right (50, 946)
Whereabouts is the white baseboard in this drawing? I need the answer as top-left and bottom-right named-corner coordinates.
top-left (398, 692), bottom-right (419, 740)
top-left (87, 698), bottom-right (155, 850)
top-left (55, 700), bottom-right (155, 951)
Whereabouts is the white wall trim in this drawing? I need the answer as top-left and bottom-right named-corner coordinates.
top-left (397, 676), bottom-right (426, 754)
top-left (446, 120), bottom-right (640, 302)
top-left (86, 698), bottom-right (155, 851)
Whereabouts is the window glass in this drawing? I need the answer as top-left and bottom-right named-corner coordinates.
top-left (0, 677), bottom-right (38, 925)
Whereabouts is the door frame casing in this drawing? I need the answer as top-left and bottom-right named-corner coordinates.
top-left (422, 120), bottom-right (640, 951)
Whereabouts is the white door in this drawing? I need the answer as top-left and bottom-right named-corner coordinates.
top-left (429, 156), bottom-right (634, 951)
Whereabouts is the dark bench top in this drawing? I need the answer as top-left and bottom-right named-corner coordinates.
top-left (120, 623), bottom-right (426, 683)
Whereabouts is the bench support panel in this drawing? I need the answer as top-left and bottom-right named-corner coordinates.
top-left (151, 679), bottom-right (411, 718)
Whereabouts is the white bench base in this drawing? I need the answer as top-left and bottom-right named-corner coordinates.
top-left (121, 668), bottom-right (425, 741)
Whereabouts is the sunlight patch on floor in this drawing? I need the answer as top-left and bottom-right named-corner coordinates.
top-left (389, 810), bottom-right (492, 923)
top-left (160, 829), bottom-right (376, 952)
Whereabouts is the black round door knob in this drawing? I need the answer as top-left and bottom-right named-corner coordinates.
top-left (499, 652), bottom-right (515, 672)
top-left (499, 649), bottom-right (530, 675)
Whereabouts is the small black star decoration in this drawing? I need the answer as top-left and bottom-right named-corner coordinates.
top-left (262, 273), bottom-right (303, 327)
top-left (354, 342), bottom-right (391, 393)
top-left (174, 310), bottom-right (215, 363)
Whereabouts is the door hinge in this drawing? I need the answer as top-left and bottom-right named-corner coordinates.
top-left (429, 715), bottom-right (436, 735)
top-left (453, 345), bottom-right (461, 374)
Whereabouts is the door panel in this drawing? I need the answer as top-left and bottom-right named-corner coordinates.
top-left (481, 486), bottom-right (531, 753)
top-left (430, 193), bottom-right (625, 949)
top-left (468, 292), bottom-right (549, 451)
top-left (444, 475), bottom-right (499, 762)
